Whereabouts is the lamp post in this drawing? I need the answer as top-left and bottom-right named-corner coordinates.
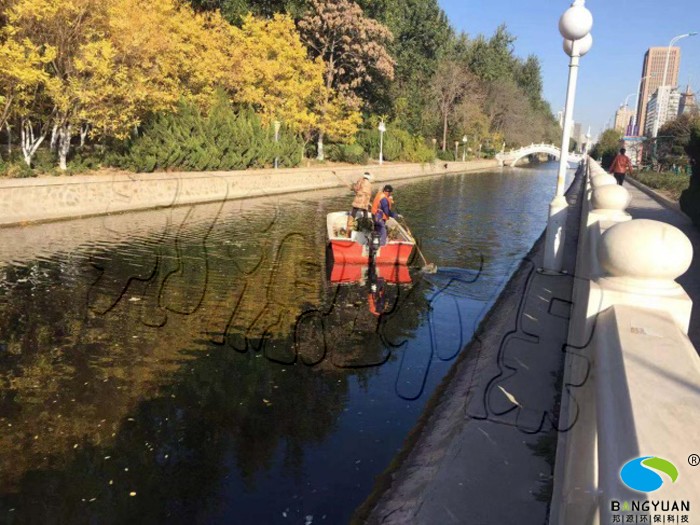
top-left (543, 0), bottom-right (593, 273)
top-left (462, 135), bottom-right (468, 161)
top-left (432, 138), bottom-right (437, 153)
top-left (378, 120), bottom-right (386, 165)
top-left (633, 74), bottom-right (653, 135)
top-left (454, 141), bottom-right (459, 161)
top-left (652, 32), bottom-right (697, 138)
top-left (273, 120), bottom-right (281, 169)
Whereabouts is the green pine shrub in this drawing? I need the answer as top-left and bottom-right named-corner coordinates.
top-left (356, 129), bottom-right (379, 159)
top-left (356, 125), bottom-right (435, 163)
top-left (31, 148), bottom-right (56, 173)
top-left (118, 95), bottom-right (303, 172)
top-left (327, 143), bottom-right (368, 164)
top-left (382, 134), bottom-right (402, 161)
top-left (0, 160), bottom-right (36, 178)
top-left (436, 150), bottom-right (454, 162)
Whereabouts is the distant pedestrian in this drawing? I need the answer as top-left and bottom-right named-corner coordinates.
top-left (609, 148), bottom-right (633, 186)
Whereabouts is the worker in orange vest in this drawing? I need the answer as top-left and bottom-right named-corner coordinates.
top-left (371, 184), bottom-right (402, 246)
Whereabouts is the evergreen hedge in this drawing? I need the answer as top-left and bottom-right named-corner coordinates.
top-left (326, 143), bottom-right (369, 164)
top-left (356, 126), bottom-right (435, 163)
top-left (120, 96), bottom-right (303, 172)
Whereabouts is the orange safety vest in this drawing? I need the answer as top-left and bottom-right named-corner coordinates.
top-left (371, 192), bottom-right (392, 220)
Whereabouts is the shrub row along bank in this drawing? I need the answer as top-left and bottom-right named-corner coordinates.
top-left (631, 172), bottom-right (691, 201)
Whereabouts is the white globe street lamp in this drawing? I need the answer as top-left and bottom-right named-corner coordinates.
top-left (273, 120), bottom-right (281, 169)
top-left (651, 32), bottom-right (698, 139)
top-left (544, 0), bottom-right (593, 273)
top-left (378, 120), bottom-right (386, 165)
top-left (462, 135), bottom-right (468, 161)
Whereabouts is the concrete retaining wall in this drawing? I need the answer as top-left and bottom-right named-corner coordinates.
top-left (0, 160), bottom-right (498, 227)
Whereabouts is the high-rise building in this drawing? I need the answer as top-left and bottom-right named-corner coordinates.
top-left (644, 86), bottom-right (681, 136)
top-left (614, 106), bottom-right (635, 134)
top-left (573, 122), bottom-right (582, 151)
top-left (635, 47), bottom-right (680, 135)
top-left (679, 84), bottom-right (698, 116)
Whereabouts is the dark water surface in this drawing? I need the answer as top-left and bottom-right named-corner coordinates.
top-left (0, 164), bottom-right (566, 524)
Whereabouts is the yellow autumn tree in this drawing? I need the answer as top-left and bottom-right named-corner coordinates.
top-left (0, 30), bottom-right (55, 131)
top-left (228, 14), bottom-right (323, 131)
top-left (5, 0), bottom-right (230, 168)
top-left (68, 0), bottom-right (231, 146)
top-left (228, 14), bottom-right (360, 154)
top-left (106, 0), bottom-right (231, 114)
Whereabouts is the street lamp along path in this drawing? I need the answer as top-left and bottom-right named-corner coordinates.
top-left (378, 120), bottom-right (386, 165)
top-left (543, 0), bottom-right (593, 273)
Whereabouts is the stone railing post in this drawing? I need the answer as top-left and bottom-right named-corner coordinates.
top-left (590, 218), bottom-right (694, 333)
top-left (553, 198), bottom-right (696, 525)
top-left (569, 161), bottom-right (633, 349)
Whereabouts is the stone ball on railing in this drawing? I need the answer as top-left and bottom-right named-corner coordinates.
top-left (591, 185), bottom-right (631, 212)
top-left (590, 174), bottom-right (617, 188)
top-left (599, 219), bottom-right (693, 283)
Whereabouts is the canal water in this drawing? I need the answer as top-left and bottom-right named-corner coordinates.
top-left (0, 163), bottom-right (567, 524)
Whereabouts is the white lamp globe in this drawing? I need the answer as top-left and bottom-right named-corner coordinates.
top-left (559, 5), bottom-right (593, 41)
top-left (563, 33), bottom-right (593, 57)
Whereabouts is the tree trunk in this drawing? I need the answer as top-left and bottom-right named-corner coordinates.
top-left (49, 124), bottom-right (59, 151)
top-left (58, 123), bottom-right (72, 171)
top-left (20, 119), bottom-right (46, 167)
top-left (5, 122), bottom-right (10, 155)
top-left (442, 113), bottom-right (448, 152)
top-left (80, 124), bottom-right (89, 147)
top-left (317, 133), bottom-right (324, 161)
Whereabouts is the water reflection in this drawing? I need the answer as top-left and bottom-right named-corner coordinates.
top-left (0, 166), bottom-right (565, 523)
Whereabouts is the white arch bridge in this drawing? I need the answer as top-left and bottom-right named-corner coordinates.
top-left (495, 143), bottom-right (584, 168)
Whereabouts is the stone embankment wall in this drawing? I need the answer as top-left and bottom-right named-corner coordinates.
top-left (0, 160), bottom-right (498, 227)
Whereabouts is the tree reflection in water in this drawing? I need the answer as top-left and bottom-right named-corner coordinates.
top-left (0, 169), bottom-right (555, 523)
top-left (0, 198), bottom-right (428, 524)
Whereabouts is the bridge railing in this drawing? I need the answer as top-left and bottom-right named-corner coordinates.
top-left (550, 158), bottom-right (700, 524)
top-left (496, 143), bottom-right (582, 167)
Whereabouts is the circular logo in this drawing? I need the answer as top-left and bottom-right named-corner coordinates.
top-left (620, 456), bottom-right (679, 492)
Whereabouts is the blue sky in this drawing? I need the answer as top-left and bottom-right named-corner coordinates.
top-left (438, 0), bottom-right (700, 141)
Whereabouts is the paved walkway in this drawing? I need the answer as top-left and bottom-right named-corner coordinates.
top-left (625, 178), bottom-right (700, 349)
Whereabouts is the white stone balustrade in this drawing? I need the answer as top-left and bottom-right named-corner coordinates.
top-left (550, 158), bottom-right (700, 525)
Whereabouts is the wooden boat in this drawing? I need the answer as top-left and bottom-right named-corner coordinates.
top-left (326, 211), bottom-right (415, 265)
